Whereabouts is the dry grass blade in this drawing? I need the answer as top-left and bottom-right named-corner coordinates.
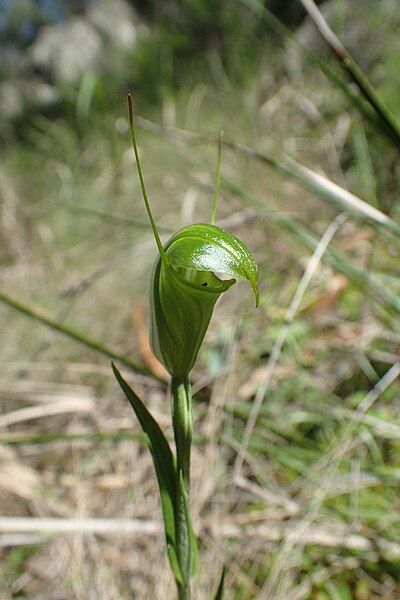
top-left (298, 0), bottom-right (352, 56)
top-left (0, 534), bottom-right (42, 547)
top-left (0, 462), bottom-right (40, 500)
top-left (357, 361), bottom-right (400, 414)
top-left (1, 517), bottom-right (399, 560)
top-left (233, 213), bottom-right (347, 478)
top-left (0, 517), bottom-right (160, 535)
top-left (295, 362), bottom-right (400, 496)
top-left (0, 397), bottom-right (94, 428)
top-left (298, 0), bottom-right (400, 148)
top-left (242, 0), bottom-right (400, 146)
top-left (0, 380), bottom-right (94, 403)
top-left (223, 176), bottom-right (400, 315)
top-left (281, 154), bottom-right (397, 232)
top-left (137, 116), bottom-right (400, 236)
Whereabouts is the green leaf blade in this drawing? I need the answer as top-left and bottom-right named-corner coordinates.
top-left (177, 471), bottom-right (198, 579)
top-left (214, 566), bottom-right (226, 600)
top-left (112, 363), bottom-right (183, 585)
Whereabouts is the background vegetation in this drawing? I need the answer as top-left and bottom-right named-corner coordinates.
top-left (0, 0), bottom-right (399, 598)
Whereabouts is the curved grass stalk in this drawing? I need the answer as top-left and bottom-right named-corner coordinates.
top-left (128, 94), bottom-right (167, 263)
top-left (210, 130), bottom-right (223, 225)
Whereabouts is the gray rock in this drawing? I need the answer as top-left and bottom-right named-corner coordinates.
top-left (27, 1), bottom-right (145, 86)
top-left (25, 80), bottom-right (59, 108)
top-left (87, 0), bottom-right (142, 49)
top-left (30, 18), bottom-right (104, 85)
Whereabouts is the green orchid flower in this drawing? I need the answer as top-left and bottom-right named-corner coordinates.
top-left (127, 95), bottom-right (259, 377)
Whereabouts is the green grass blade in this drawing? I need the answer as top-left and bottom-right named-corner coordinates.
top-left (76, 72), bottom-right (99, 122)
top-left (240, 0), bottom-right (380, 128)
top-left (352, 123), bottom-right (377, 208)
top-left (214, 566), bottom-right (226, 600)
top-left (112, 363), bottom-right (183, 585)
top-left (299, 0), bottom-right (400, 149)
top-left (0, 290), bottom-right (161, 381)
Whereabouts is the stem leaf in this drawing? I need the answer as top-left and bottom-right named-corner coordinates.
top-left (214, 566), bottom-right (226, 600)
top-left (112, 363), bottom-right (183, 585)
top-left (178, 470), bottom-right (198, 578)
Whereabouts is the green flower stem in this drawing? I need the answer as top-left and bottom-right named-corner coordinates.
top-left (171, 376), bottom-right (193, 600)
top-left (171, 377), bottom-right (192, 487)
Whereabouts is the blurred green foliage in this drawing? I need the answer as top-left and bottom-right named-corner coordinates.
top-left (133, 0), bottom-right (264, 89)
